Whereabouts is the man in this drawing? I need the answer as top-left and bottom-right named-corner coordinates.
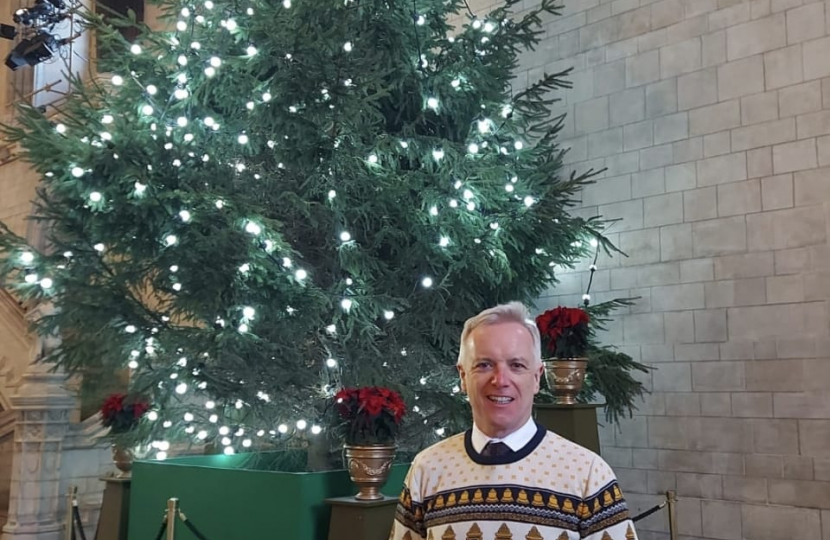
top-left (390, 302), bottom-right (638, 540)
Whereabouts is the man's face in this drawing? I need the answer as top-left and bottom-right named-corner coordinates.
top-left (457, 321), bottom-right (543, 439)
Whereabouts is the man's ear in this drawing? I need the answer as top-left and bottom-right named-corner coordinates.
top-left (533, 363), bottom-right (543, 394)
top-left (456, 364), bottom-right (467, 394)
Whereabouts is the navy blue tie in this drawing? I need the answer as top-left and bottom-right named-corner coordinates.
top-left (482, 441), bottom-right (513, 457)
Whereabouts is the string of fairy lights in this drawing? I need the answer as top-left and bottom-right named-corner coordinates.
top-left (8, 0), bottom-right (602, 459)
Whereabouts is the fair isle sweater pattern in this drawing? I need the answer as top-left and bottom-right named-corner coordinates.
top-left (391, 423), bottom-right (637, 540)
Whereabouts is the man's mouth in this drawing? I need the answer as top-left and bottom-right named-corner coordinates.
top-left (487, 396), bottom-right (514, 404)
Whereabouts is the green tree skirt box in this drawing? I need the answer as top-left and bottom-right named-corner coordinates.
top-left (128, 451), bottom-right (409, 540)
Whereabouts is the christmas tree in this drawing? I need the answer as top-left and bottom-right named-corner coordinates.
top-left (0, 0), bottom-right (643, 459)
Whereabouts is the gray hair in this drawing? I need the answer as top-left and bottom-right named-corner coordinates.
top-left (456, 301), bottom-right (542, 367)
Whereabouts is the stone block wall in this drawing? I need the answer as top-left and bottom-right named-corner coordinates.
top-left (458, 0), bottom-right (830, 538)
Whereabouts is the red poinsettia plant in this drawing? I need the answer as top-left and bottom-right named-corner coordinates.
top-left (334, 386), bottom-right (406, 445)
top-left (536, 306), bottom-right (591, 359)
top-left (101, 393), bottom-right (151, 435)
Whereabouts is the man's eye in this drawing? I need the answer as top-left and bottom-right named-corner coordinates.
top-left (511, 362), bottom-right (526, 370)
top-left (475, 362), bottom-right (490, 369)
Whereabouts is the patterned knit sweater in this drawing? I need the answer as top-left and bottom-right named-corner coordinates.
top-left (390, 422), bottom-right (638, 540)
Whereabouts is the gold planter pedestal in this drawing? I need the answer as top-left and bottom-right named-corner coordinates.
top-left (325, 495), bottom-right (398, 540)
top-left (344, 445), bottom-right (396, 501)
top-left (543, 357), bottom-right (588, 404)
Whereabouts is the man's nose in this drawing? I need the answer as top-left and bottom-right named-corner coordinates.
top-left (490, 365), bottom-right (509, 386)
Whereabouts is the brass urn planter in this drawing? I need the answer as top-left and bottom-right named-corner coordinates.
top-left (543, 358), bottom-right (588, 404)
top-left (343, 444), bottom-right (396, 500)
top-left (112, 444), bottom-right (135, 477)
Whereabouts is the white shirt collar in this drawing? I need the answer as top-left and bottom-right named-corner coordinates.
top-left (471, 416), bottom-right (537, 453)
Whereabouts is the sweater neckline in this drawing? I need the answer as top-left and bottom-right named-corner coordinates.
top-left (464, 421), bottom-right (547, 465)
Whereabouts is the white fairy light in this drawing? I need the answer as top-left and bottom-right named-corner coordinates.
top-left (209, 414), bottom-right (218, 423)
top-left (384, 310), bottom-right (395, 320)
top-left (467, 201), bottom-right (476, 211)
top-left (71, 166), bottom-right (84, 177)
top-left (427, 97), bottom-right (439, 110)
top-left (463, 189), bottom-right (474, 200)
top-left (125, 325), bottom-right (137, 334)
top-left (89, 192), bottom-right (102, 203)
top-left (94, 243), bottom-right (105, 252)
top-left (341, 298), bottom-right (353, 311)
top-left (223, 447), bottom-right (235, 456)
top-left (24, 273), bottom-right (38, 284)
top-left (177, 20), bottom-right (187, 31)
top-left (225, 19), bottom-right (237, 30)
top-left (484, 21), bottom-right (496, 32)
top-left (238, 134), bottom-right (249, 144)
top-left (439, 236), bottom-right (450, 247)
top-left (436, 427), bottom-right (446, 436)
top-left (179, 210), bottom-right (191, 222)
top-left (328, 190), bottom-right (337, 199)
top-left (514, 140), bottom-right (524, 150)
top-left (468, 143), bottom-right (479, 154)
top-left (477, 119), bottom-right (491, 133)
top-left (368, 154), bottom-right (378, 164)
top-left (177, 55), bottom-right (188, 66)
top-left (146, 84), bottom-right (158, 95)
top-left (296, 420), bottom-right (307, 430)
top-left (449, 199), bottom-right (458, 208)
top-left (524, 196), bottom-right (535, 207)
top-left (205, 67), bottom-right (216, 77)
top-left (175, 383), bottom-right (188, 394)
top-left (165, 235), bottom-right (178, 246)
top-left (505, 184), bottom-right (515, 192)
top-left (295, 269), bottom-right (308, 280)
top-left (326, 358), bottom-right (338, 368)
top-left (101, 115), bottom-right (114, 125)
top-left (243, 306), bottom-right (256, 320)
top-left (245, 222), bottom-right (261, 235)
top-left (340, 231), bottom-right (351, 242)
top-left (111, 75), bottom-right (123, 86)
top-left (451, 79), bottom-right (460, 88)
top-left (174, 88), bottom-right (189, 100)
top-left (130, 44), bottom-right (141, 54)
top-left (278, 424), bottom-right (288, 433)
top-left (343, 41), bottom-right (353, 52)
top-left (501, 105), bottom-right (512, 118)
top-left (128, 360), bottom-right (139, 369)
top-left (472, 19), bottom-right (482, 29)
top-left (177, 117), bottom-right (188, 127)
top-left (262, 92), bottom-right (272, 102)
top-left (429, 206), bottom-right (438, 216)
top-left (184, 413), bottom-right (194, 422)
top-left (238, 323), bottom-right (249, 333)
top-left (311, 425), bottom-right (322, 435)
top-left (247, 45), bottom-right (257, 56)
top-left (239, 263), bottom-right (250, 273)
top-left (432, 148), bottom-right (444, 160)
top-left (243, 439), bottom-right (252, 447)
top-left (197, 431), bottom-right (208, 440)
top-left (422, 277), bottom-right (433, 288)
top-left (590, 238), bottom-right (599, 247)
top-left (221, 437), bottom-right (232, 446)
top-left (147, 411), bottom-right (159, 421)
top-left (40, 277), bottom-right (53, 289)
top-left (326, 324), bottom-right (336, 334)
top-left (142, 104), bottom-right (154, 115)
top-left (490, 222), bottom-right (499, 230)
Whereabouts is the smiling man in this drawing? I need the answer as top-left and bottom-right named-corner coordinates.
top-left (390, 302), bottom-right (638, 540)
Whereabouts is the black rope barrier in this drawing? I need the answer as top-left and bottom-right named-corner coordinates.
top-left (71, 499), bottom-right (88, 540)
top-left (179, 513), bottom-right (212, 540)
top-left (632, 501), bottom-right (667, 523)
top-left (153, 518), bottom-right (167, 540)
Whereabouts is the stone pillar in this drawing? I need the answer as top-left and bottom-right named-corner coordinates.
top-left (1, 303), bottom-right (77, 540)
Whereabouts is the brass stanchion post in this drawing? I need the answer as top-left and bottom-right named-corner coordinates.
top-left (166, 498), bottom-right (179, 540)
top-left (64, 486), bottom-right (77, 540)
top-left (666, 490), bottom-right (678, 540)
